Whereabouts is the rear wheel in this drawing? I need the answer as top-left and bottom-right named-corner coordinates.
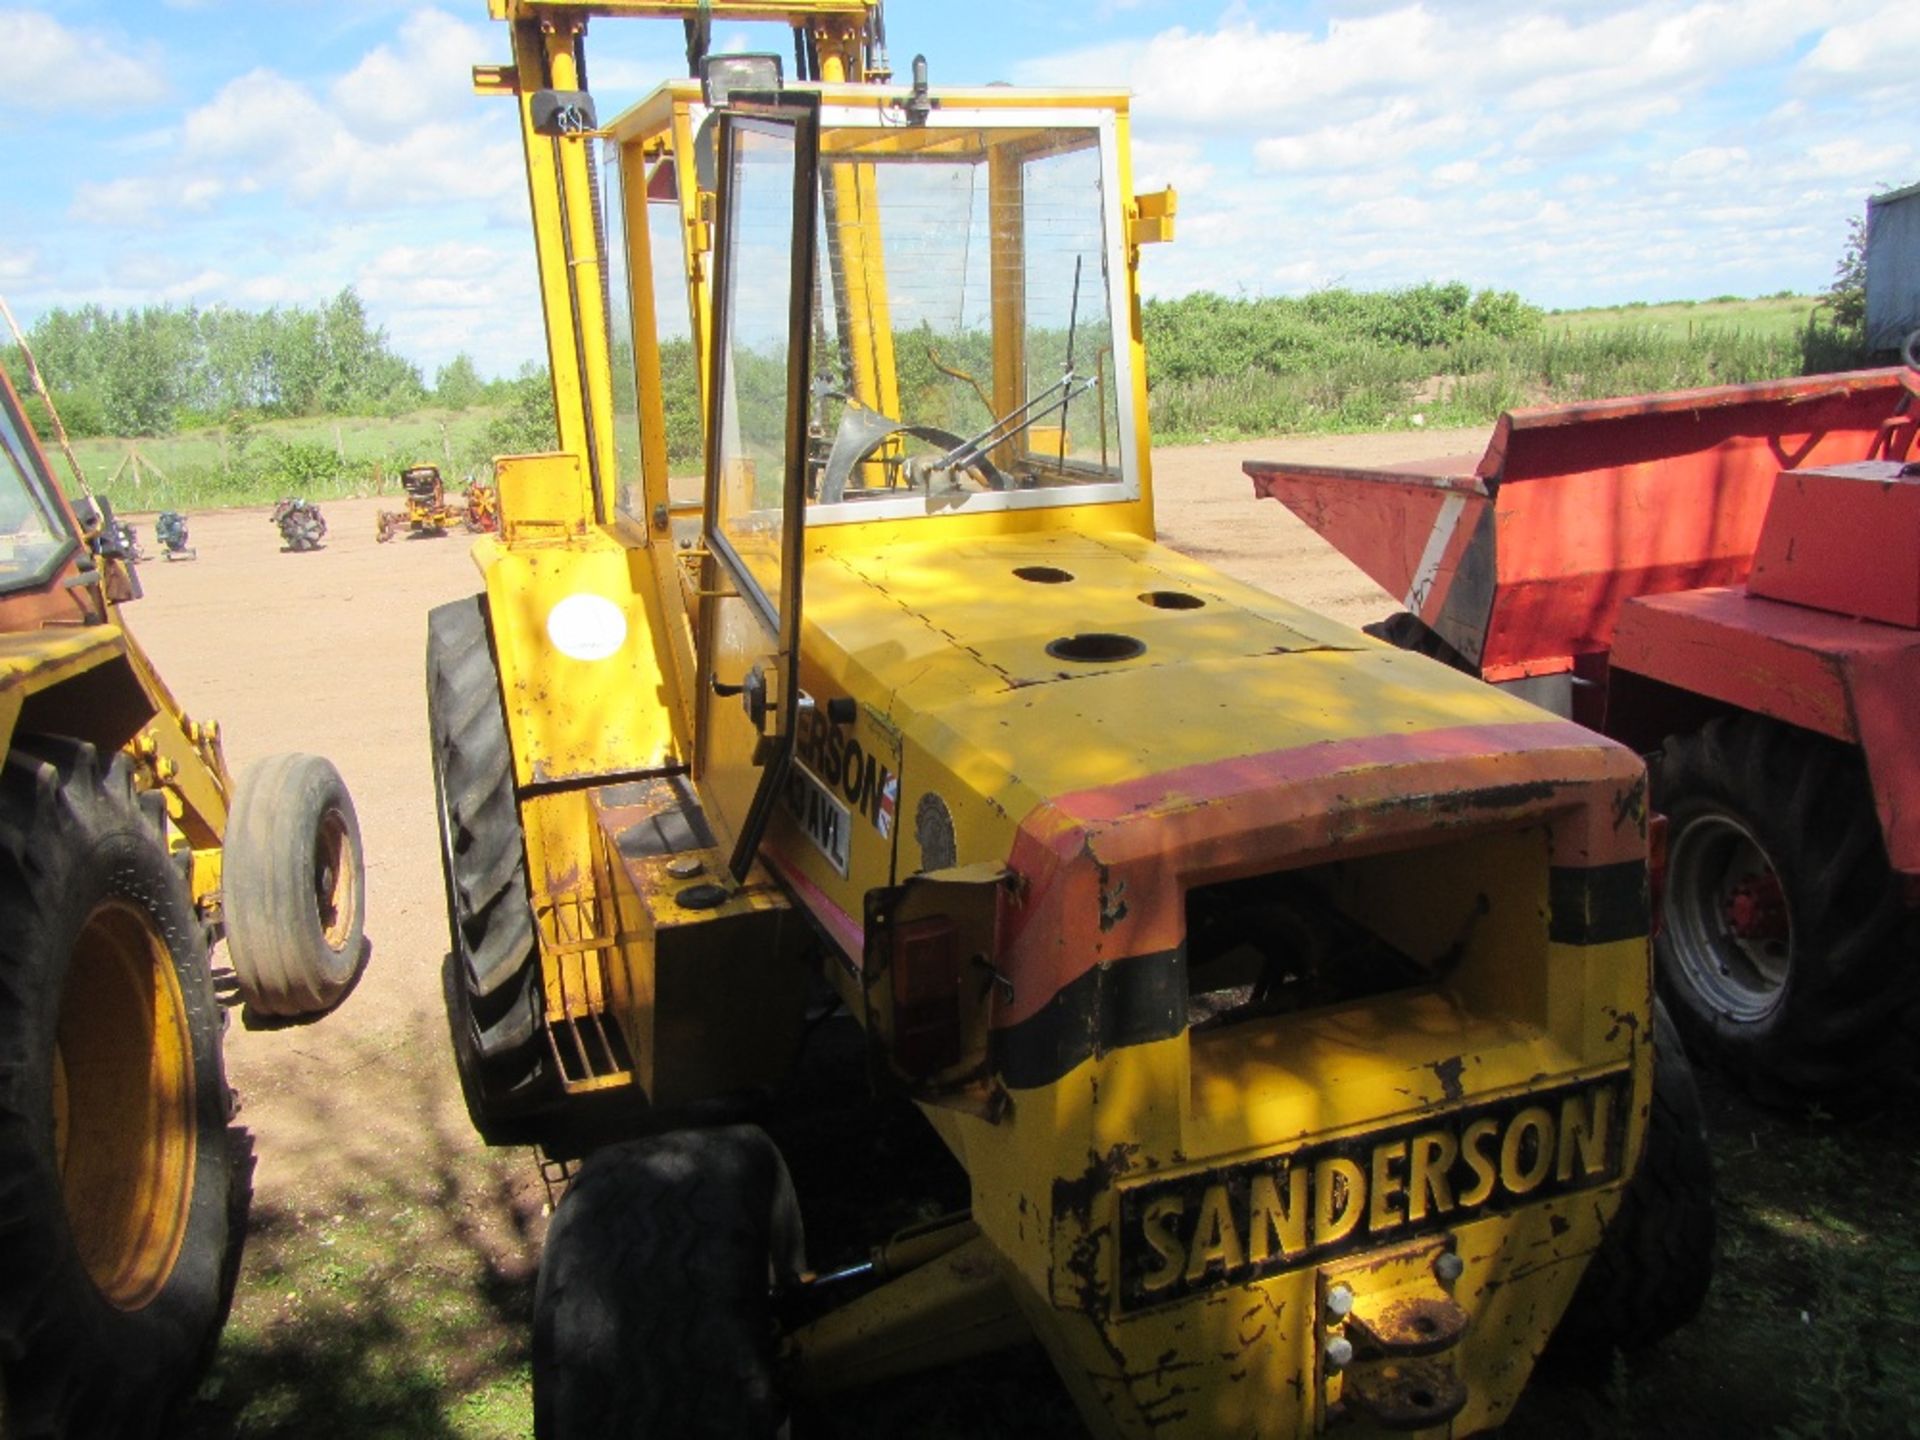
top-left (0, 740), bottom-right (244, 1437)
top-left (224, 753), bottom-right (367, 1019)
top-left (1555, 1002), bottom-right (1714, 1353)
top-left (427, 596), bottom-right (552, 1143)
top-left (1361, 611), bottom-right (1475, 672)
top-left (532, 1126), bottom-right (804, 1440)
top-left (1655, 714), bottom-right (1914, 1105)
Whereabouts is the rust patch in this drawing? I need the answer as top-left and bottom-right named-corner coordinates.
top-left (1052, 1141), bottom-right (1141, 1225)
top-left (1429, 1055), bottom-right (1466, 1105)
top-left (1348, 1296), bottom-right (1470, 1358)
top-left (1343, 1355), bottom-right (1468, 1430)
top-left (1612, 771), bottom-right (1649, 834)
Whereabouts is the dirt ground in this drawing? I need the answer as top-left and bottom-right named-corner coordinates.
top-left (125, 430), bottom-right (1916, 1436)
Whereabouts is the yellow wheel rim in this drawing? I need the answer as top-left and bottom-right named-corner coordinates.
top-left (54, 899), bottom-right (196, 1311)
top-left (315, 808), bottom-right (357, 951)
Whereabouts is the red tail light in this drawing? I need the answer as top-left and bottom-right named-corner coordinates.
top-left (890, 915), bottom-right (961, 1077)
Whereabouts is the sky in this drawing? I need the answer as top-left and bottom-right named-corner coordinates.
top-left (2, 1), bottom-right (1916, 381)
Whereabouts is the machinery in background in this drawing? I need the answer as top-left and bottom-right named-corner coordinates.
top-left (1249, 337), bottom-right (1920, 1108)
top-left (155, 509), bottom-right (196, 560)
top-left (272, 496), bottom-right (327, 552)
top-left (0, 363), bottom-right (369, 1433)
top-left (378, 463), bottom-right (464, 542)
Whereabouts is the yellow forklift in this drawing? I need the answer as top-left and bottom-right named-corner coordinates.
top-left (431, 5), bottom-right (1713, 1433)
top-left (0, 361), bottom-right (368, 1434)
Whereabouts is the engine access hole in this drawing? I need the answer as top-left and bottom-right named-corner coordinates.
top-left (1184, 871), bottom-right (1431, 1032)
top-left (1046, 633), bottom-right (1146, 663)
top-left (1138, 590), bottom-right (1205, 610)
top-left (1014, 565), bottom-right (1075, 584)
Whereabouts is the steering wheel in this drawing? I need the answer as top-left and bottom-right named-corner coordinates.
top-left (817, 402), bottom-right (1008, 505)
top-left (1904, 328), bottom-right (1920, 376)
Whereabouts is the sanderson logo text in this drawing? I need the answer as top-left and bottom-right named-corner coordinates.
top-left (1114, 1072), bottom-right (1629, 1312)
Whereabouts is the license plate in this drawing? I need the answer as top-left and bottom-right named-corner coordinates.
top-left (1114, 1070), bottom-right (1630, 1312)
top-left (785, 761), bottom-right (851, 876)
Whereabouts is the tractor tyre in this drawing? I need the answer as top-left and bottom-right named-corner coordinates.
top-left (0, 739), bottom-right (246, 1437)
top-left (223, 753), bottom-right (367, 1019)
top-left (1361, 611), bottom-right (1475, 673)
top-left (532, 1126), bottom-right (805, 1440)
top-left (1655, 713), bottom-right (1914, 1106)
top-left (1554, 1002), bottom-right (1714, 1355)
top-left (427, 595), bottom-right (553, 1144)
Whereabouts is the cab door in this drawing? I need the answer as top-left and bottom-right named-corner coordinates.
top-left (693, 98), bottom-right (821, 882)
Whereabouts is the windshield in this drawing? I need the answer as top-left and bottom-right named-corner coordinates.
top-left (801, 111), bottom-right (1132, 523)
top-left (0, 378), bottom-right (78, 595)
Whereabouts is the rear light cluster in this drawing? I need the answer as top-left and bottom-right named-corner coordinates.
top-left (889, 915), bottom-right (962, 1077)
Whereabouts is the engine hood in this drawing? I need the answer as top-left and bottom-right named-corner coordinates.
top-left (806, 529), bottom-right (1577, 822)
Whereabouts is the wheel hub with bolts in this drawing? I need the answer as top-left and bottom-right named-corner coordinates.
top-left (1724, 872), bottom-right (1788, 942)
top-left (1665, 809), bottom-right (1793, 1021)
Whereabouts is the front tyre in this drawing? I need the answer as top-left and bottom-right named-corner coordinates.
top-left (0, 740), bottom-right (244, 1437)
top-left (427, 596), bottom-right (551, 1143)
top-left (1655, 714), bottom-right (1912, 1105)
top-left (533, 1126), bottom-right (805, 1440)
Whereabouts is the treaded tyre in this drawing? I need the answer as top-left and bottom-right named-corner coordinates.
top-left (1556, 1002), bottom-right (1714, 1353)
top-left (1655, 713), bottom-right (1913, 1105)
top-left (0, 739), bottom-right (245, 1437)
top-left (427, 595), bottom-right (552, 1143)
top-left (533, 1125), bottom-right (805, 1440)
top-left (224, 753), bottom-right (367, 1018)
top-left (1361, 610), bottom-right (1475, 673)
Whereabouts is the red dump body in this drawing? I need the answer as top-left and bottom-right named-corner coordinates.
top-left (1247, 367), bottom-right (1920, 873)
top-left (1246, 369), bottom-right (1918, 679)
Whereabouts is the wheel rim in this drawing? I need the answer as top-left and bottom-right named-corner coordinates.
top-left (1663, 809), bottom-right (1794, 1023)
top-left (54, 899), bottom-right (196, 1310)
top-left (314, 808), bottom-right (358, 951)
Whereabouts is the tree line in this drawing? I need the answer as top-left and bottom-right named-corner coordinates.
top-left (4, 289), bottom-right (508, 439)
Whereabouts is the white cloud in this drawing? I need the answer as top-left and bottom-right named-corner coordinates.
top-left (168, 52), bottom-right (518, 213)
top-left (1129, 137), bottom-right (1212, 195)
top-left (1253, 101), bottom-right (1470, 174)
top-left (0, 9), bottom-right (167, 111)
top-left (1796, 2), bottom-right (1920, 93)
top-left (330, 8), bottom-right (492, 134)
top-left (1430, 160), bottom-right (1482, 186)
top-left (1021, 0), bottom-right (1909, 315)
top-left (70, 175), bottom-right (225, 226)
top-left (0, 247), bottom-right (37, 284)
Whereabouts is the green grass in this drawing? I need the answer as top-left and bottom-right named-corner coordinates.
top-left (67, 407), bottom-right (507, 514)
top-left (1547, 294), bottom-right (1826, 341)
top-left (57, 291), bottom-right (1876, 513)
top-left (1145, 292), bottom-right (1866, 444)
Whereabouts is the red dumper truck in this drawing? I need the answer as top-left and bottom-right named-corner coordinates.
top-left (1249, 349), bottom-right (1920, 1107)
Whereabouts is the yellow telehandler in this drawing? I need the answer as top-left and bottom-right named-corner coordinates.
top-left (0, 361), bottom-right (369, 1434)
top-left (432, 5), bottom-right (1714, 1433)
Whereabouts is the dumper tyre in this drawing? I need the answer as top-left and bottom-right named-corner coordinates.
top-left (427, 595), bottom-right (554, 1144)
top-left (1554, 1002), bottom-right (1714, 1356)
top-left (533, 1125), bottom-right (804, 1440)
top-left (1655, 713), bottom-right (1913, 1106)
top-left (0, 739), bottom-right (245, 1437)
top-left (1360, 611), bottom-right (1474, 673)
top-left (224, 753), bottom-right (367, 1019)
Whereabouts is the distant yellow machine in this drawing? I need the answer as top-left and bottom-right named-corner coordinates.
top-left (377, 462), bottom-right (464, 541)
top-left (0, 364), bottom-right (368, 1430)
top-left (428, 5), bottom-right (1714, 1435)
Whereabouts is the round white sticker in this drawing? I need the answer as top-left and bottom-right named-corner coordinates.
top-left (546, 593), bottom-right (627, 661)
